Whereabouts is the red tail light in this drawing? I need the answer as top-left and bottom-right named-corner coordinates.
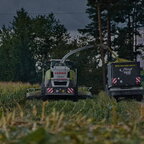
top-left (112, 78), bottom-right (117, 85)
top-left (136, 77), bottom-right (141, 85)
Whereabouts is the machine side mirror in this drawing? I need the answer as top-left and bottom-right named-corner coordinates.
top-left (35, 62), bottom-right (43, 72)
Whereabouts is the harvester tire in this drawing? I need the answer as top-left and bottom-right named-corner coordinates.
top-left (73, 95), bottom-right (78, 102)
top-left (72, 87), bottom-right (78, 102)
top-left (75, 87), bottom-right (78, 95)
top-left (41, 84), bottom-right (45, 97)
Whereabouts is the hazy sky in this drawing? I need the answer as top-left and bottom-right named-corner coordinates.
top-left (0, 0), bottom-right (90, 36)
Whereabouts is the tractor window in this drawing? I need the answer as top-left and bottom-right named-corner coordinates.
top-left (50, 60), bottom-right (75, 69)
top-left (55, 63), bottom-right (66, 66)
top-left (51, 61), bottom-right (60, 67)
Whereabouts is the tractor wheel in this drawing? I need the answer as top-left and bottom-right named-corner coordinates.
top-left (41, 87), bottom-right (47, 101)
top-left (135, 95), bottom-right (143, 101)
top-left (75, 87), bottom-right (78, 95)
top-left (113, 96), bottom-right (119, 102)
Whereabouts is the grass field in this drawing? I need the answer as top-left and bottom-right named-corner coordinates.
top-left (0, 82), bottom-right (144, 144)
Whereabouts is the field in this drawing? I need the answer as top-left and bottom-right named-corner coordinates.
top-left (0, 83), bottom-right (144, 144)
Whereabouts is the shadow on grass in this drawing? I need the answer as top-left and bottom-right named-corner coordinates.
top-left (27, 94), bottom-right (93, 102)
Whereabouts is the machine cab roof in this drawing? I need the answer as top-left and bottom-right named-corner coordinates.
top-left (50, 59), bottom-right (75, 69)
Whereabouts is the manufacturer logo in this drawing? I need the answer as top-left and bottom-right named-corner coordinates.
top-left (119, 68), bottom-right (132, 75)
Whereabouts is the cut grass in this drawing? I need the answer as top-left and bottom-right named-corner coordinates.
top-left (0, 82), bottom-right (39, 108)
top-left (0, 83), bottom-right (144, 144)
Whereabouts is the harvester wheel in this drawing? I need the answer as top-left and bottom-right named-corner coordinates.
top-left (75, 87), bottom-right (78, 95)
top-left (41, 84), bottom-right (45, 97)
top-left (72, 87), bottom-right (78, 102)
top-left (73, 95), bottom-right (78, 102)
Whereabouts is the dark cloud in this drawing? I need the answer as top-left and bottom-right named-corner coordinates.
top-left (0, 0), bottom-right (90, 32)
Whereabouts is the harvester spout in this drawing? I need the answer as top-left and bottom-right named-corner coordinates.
top-left (61, 45), bottom-right (94, 63)
top-left (60, 44), bottom-right (115, 63)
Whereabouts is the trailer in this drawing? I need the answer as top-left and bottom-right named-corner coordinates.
top-left (106, 60), bottom-right (144, 101)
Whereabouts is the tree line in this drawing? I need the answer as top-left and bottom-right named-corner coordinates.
top-left (0, 8), bottom-right (70, 83)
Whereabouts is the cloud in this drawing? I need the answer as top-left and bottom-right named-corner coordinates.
top-left (0, 0), bottom-right (90, 32)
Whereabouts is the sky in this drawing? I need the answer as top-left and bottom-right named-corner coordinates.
top-left (0, 0), bottom-right (90, 37)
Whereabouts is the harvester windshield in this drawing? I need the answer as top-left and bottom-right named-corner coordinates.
top-left (50, 59), bottom-right (75, 69)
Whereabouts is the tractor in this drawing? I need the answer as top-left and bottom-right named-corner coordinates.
top-left (41, 59), bottom-right (78, 100)
top-left (26, 45), bottom-right (94, 100)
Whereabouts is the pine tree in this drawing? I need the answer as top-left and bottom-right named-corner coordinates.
top-left (0, 9), bottom-right (69, 82)
top-left (10, 8), bottom-right (36, 82)
top-left (79, 0), bottom-right (144, 61)
top-left (30, 14), bottom-right (69, 63)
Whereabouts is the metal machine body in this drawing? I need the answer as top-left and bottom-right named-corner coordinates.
top-left (41, 45), bottom-right (96, 98)
top-left (106, 60), bottom-right (144, 100)
top-left (41, 59), bottom-right (78, 96)
top-left (26, 43), bottom-right (144, 101)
